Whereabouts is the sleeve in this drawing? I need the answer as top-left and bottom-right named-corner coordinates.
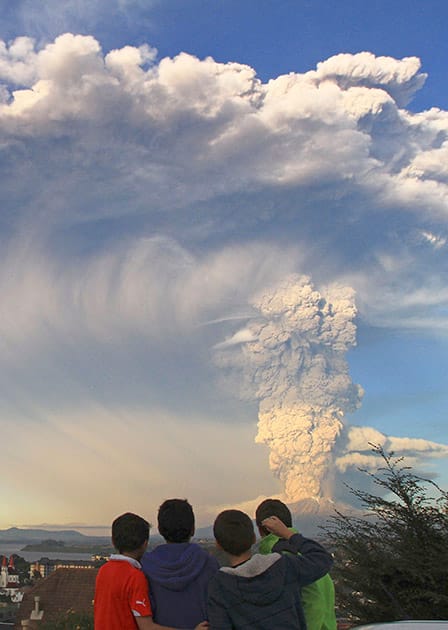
top-left (207, 578), bottom-right (234, 629)
top-left (207, 554), bottom-right (220, 574)
top-left (129, 570), bottom-right (153, 618)
top-left (275, 533), bottom-right (333, 587)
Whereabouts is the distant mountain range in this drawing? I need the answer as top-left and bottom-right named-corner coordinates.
top-left (0, 527), bottom-right (109, 544)
top-left (0, 500), bottom-right (348, 546)
top-left (194, 499), bottom-right (342, 541)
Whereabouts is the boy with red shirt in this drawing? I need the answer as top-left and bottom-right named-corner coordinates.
top-left (94, 512), bottom-right (208, 630)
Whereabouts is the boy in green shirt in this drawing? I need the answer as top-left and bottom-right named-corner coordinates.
top-left (255, 499), bottom-right (337, 630)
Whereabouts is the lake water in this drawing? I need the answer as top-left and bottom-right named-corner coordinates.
top-left (0, 543), bottom-right (94, 562)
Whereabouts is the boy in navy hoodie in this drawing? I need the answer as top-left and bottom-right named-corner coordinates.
top-left (207, 509), bottom-right (333, 630)
top-left (141, 499), bottom-right (218, 629)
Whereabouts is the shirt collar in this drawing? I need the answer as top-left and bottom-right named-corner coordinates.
top-left (109, 554), bottom-right (142, 569)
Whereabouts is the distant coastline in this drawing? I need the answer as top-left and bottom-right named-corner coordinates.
top-left (21, 540), bottom-right (114, 554)
top-left (0, 527), bottom-right (113, 561)
top-left (0, 544), bottom-right (96, 562)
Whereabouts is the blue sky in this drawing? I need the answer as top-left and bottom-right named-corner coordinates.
top-left (0, 0), bottom-right (447, 529)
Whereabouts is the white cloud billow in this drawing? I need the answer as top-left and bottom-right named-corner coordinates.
top-left (314, 52), bottom-right (426, 106)
top-left (337, 426), bottom-right (448, 474)
top-left (0, 37), bottom-right (37, 87)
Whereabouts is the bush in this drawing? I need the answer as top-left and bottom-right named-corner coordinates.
top-left (325, 444), bottom-right (448, 622)
top-left (41, 611), bottom-right (94, 629)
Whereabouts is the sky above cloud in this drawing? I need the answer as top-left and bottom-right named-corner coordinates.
top-left (0, 0), bottom-right (447, 529)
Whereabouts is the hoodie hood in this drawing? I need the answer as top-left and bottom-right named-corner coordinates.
top-left (217, 553), bottom-right (287, 606)
top-left (141, 542), bottom-right (210, 592)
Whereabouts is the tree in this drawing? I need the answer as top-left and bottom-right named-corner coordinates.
top-left (325, 444), bottom-right (448, 622)
top-left (12, 554), bottom-right (31, 584)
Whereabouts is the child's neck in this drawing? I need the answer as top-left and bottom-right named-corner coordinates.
top-left (228, 550), bottom-right (252, 567)
top-left (121, 550), bottom-right (142, 562)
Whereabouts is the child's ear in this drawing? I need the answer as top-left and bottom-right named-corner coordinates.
top-left (140, 539), bottom-right (149, 554)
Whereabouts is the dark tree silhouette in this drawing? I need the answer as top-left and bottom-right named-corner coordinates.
top-left (325, 444), bottom-right (448, 622)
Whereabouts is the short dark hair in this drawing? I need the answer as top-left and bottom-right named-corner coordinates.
top-left (213, 509), bottom-right (255, 556)
top-left (112, 512), bottom-right (149, 553)
top-left (158, 499), bottom-right (195, 543)
top-left (255, 499), bottom-right (292, 528)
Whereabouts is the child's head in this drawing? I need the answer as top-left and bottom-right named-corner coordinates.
top-left (255, 499), bottom-right (292, 537)
top-left (112, 512), bottom-right (149, 556)
top-left (213, 509), bottom-right (255, 556)
top-left (158, 498), bottom-right (195, 543)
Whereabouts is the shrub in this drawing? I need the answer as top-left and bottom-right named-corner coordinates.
top-left (325, 444), bottom-right (448, 622)
top-left (41, 610), bottom-right (94, 629)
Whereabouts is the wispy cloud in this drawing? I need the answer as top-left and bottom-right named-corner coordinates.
top-left (6, 0), bottom-right (159, 44)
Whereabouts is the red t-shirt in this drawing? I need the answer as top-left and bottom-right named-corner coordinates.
top-left (94, 556), bottom-right (153, 629)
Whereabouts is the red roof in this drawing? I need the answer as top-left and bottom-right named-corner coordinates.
top-left (15, 567), bottom-right (98, 629)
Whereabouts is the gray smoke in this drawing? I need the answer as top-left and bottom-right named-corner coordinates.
top-left (214, 274), bottom-right (363, 503)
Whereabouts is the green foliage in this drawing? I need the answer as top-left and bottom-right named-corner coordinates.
top-left (11, 554), bottom-right (31, 583)
top-left (40, 610), bottom-right (94, 629)
top-left (325, 444), bottom-right (448, 622)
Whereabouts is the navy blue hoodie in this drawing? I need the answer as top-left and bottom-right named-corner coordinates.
top-left (207, 534), bottom-right (333, 630)
top-left (141, 542), bottom-right (219, 629)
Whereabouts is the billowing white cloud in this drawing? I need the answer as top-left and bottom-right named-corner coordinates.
top-left (0, 38), bottom-right (443, 222)
top-left (337, 425), bottom-right (448, 473)
top-left (314, 52), bottom-right (426, 106)
top-left (0, 37), bottom-right (37, 87)
top-left (332, 425), bottom-right (448, 508)
top-left (0, 36), bottom-right (447, 523)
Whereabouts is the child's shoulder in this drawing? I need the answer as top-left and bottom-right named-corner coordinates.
top-left (99, 558), bottom-right (143, 578)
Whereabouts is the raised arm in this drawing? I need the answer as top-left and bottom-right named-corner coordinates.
top-left (261, 515), bottom-right (295, 540)
top-left (261, 516), bottom-right (333, 586)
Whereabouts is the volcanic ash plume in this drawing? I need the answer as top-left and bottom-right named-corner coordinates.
top-left (215, 274), bottom-right (363, 503)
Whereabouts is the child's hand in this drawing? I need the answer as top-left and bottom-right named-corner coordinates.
top-left (194, 622), bottom-right (209, 629)
top-left (261, 515), bottom-right (293, 540)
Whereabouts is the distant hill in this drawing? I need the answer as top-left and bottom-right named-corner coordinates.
top-left (0, 527), bottom-right (109, 545)
top-left (287, 498), bottom-right (363, 538)
top-left (193, 525), bottom-right (214, 540)
top-left (192, 505), bottom-right (334, 542)
top-left (0, 500), bottom-right (351, 547)
top-left (192, 499), bottom-right (357, 541)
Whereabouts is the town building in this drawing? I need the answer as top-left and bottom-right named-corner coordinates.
top-left (29, 558), bottom-right (98, 580)
top-left (15, 567), bottom-right (97, 628)
top-left (0, 555), bottom-right (22, 602)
